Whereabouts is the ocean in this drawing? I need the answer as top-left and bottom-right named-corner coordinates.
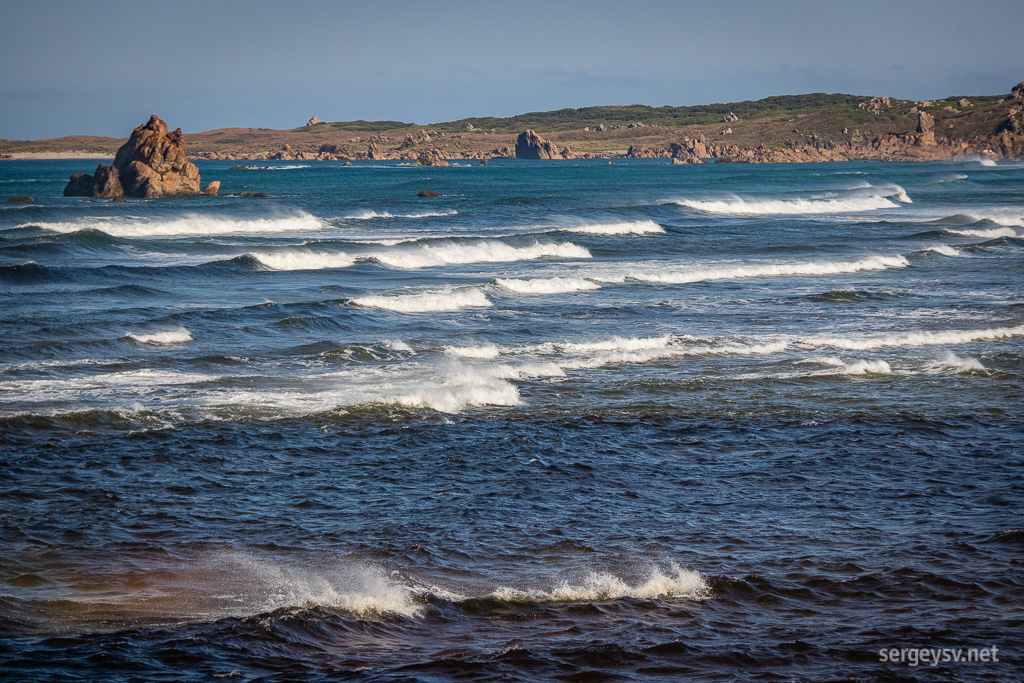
top-left (1, 158), bottom-right (1021, 681)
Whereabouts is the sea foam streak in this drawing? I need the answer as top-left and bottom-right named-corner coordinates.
top-left (490, 564), bottom-right (707, 603)
top-left (608, 254), bottom-right (909, 284)
top-left (562, 220), bottom-right (664, 235)
top-left (124, 327), bottom-right (193, 344)
top-left (672, 193), bottom-right (903, 215)
top-left (351, 288), bottom-right (492, 313)
top-left (30, 212), bottom-right (325, 237)
top-left (343, 209), bottom-right (457, 220)
top-left (493, 277), bottom-right (601, 294)
top-left (249, 250), bottom-right (356, 270)
top-left (802, 324), bottom-right (1024, 350)
top-left (366, 240), bottom-right (590, 269)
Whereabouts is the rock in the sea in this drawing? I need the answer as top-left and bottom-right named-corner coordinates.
top-left (417, 190), bottom-right (442, 197)
top-left (203, 181), bottom-right (221, 196)
top-left (416, 150), bottom-right (449, 167)
top-left (63, 115), bottom-right (201, 198)
top-left (306, 115), bottom-right (323, 126)
top-left (91, 164), bottom-right (123, 198)
top-left (8, 195), bottom-right (33, 203)
top-left (515, 130), bottom-right (559, 159)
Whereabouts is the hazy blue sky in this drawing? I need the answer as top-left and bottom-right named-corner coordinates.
top-left (2, 0), bottom-right (1022, 139)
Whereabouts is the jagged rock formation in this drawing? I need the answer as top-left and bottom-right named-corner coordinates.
top-left (416, 150), bottom-right (449, 167)
top-left (63, 115), bottom-right (201, 198)
top-left (1011, 81), bottom-right (1024, 99)
top-left (202, 181), bottom-right (220, 196)
top-left (560, 146), bottom-right (575, 160)
top-left (367, 141), bottom-right (384, 160)
top-left (515, 130), bottom-right (559, 159)
top-left (306, 116), bottom-right (323, 126)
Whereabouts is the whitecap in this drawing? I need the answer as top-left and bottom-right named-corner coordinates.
top-left (609, 254), bottom-right (909, 284)
top-left (351, 288), bottom-right (492, 313)
top-left (561, 220), bottom-right (664, 235)
top-left (249, 250), bottom-right (355, 271)
top-left (29, 211), bottom-right (325, 237)
top-left (493, 277), bottom-right (601, 294)
top-left (124, 327), bottom-right (193, 344)
top-left (366, 239), bottom-right (590, 269)
top-left (802, 324), bottom-right (1024, 350)
top-left (489, 564), bottom-right (707, 603)
top-left (671, 194), bottom-right (901, 215)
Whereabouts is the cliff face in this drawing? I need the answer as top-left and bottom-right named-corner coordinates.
top-left (63, 115), bottom-right (200, 198)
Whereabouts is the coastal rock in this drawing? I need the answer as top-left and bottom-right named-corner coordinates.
top-left (306, 115), bottom-right (323, 126)
top-left (63, 115), bottom-right (201, 198)
top-left (417, 190), bottom-right (442, 197)
top-left (625, 145), bottom-right (661, 159)
top-left (203, 181), bottom-right (221, 196)
top-left (560, 146), bottom-right (575, 159)
top-left (722, 112), bottom-right (739, 123)
top-left (271, 144), bottom-right (295, 161)
top-left (91, 164), bottom-right (123, 198)
top-left (9, 195), bottom-right (33, 203)
top-left (1011, 81), bottom-right (1024, 99)
top-left (515, 130), bottom-right (559, 159)
top-left (367, 141), bottom-right (384, 160)
top-left (416, 150), bottom-right (449, 167)
top-left (64, 173), bottom-right (94, 197)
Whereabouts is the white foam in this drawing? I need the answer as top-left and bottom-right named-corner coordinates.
top-left (249, 250), bottom-right (355, 271)
top-left (493, 277), bottom-right (601, 294)
top-left (443, 344), bottom-right (502, 358)
top-left (366, 240), bottom-right (591, 269)
top-left (490, 564), bottom-right (707, 603)
top-left (383, 340), bottom-right (416, 354)
top-left (930, 350), bottom-right (987, 373)
top-left (946, 227), bottom-right (1017, 238)
top-left (672, 194), bottom-right (901, 215)
top-left (30, 212), bottom-right (325, 237)
top-left (835, 359), bottom-right (892, 375)
top-left (611, 255), bottom-right (909, 284)
top-left (351, 288), bottom-right (492, 313)
top-left (124, 327), bottom-right (193, 344)
top-left (802, 324), bottom-right (1024, 350)
top-left (343, 209), bottom-right (457, 220)
top-left (921, 244), bottom-right (961, 257)
top-left (563, 220), bottom-right (664, 235)
top-left (977, 158), bottom-right (997, 167)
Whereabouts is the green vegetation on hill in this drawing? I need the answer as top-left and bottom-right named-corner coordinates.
top-left (310, 120), bottom-right (414, 132)
top-left (426, 93), bottom-right (1008, 133)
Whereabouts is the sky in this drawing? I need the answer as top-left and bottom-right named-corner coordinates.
top-left (2, 0), bottom-right (1023, 139)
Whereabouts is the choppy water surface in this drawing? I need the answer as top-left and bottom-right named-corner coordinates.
top-left (1, 159), bottom-right (1022, 681)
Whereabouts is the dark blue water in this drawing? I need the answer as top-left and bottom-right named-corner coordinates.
top-left (2, 158), bottom-right (1022, 680)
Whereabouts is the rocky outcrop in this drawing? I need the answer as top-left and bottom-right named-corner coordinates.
top-left (367, 141), bottom-right (384, 160)
top-left (63, 115), bottom-right (202, 198)
top-left (625, 145), bottom-right (661, 158)
top-left (203, 181), bottom-right (220, 196)
top-left (9, 195), bottom-right (33, 203)
top-left (858, 96), bottom-right (893, 114)
top-left (1011, 81), bottom-right (1024, 99)
top-left (270, 144), bottom-right (295, 161)
top-left (306, 115), bottom-right (323, 126)
top-left (560, 146), bottom-right (575, 159)
top-left (416, 150), bottom-right (449, 167)
top-left (515, 130), bottom-right (559, 159)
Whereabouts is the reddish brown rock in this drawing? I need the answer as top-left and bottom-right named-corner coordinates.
top-left (203, 181), bottom-right (221, 196)
top-left (63, 115), bottom-right (201, 198)
top-left (560, 146), bottom-right (575, 159)
top-left (8, 195), bottom-right (33, 203)
top-left (416, 150), bottom-right (449, 167)
top-left (515, 130), bottom-right (559, 159)
top-left (91, 164), bottom-right (123, 198)
top-left (367, 141), bottom-right (384, 160)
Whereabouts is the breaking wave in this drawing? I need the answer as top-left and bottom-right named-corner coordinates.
top-left (124, 327), bottom-right (193, 344)
top-left (493, 277), bottom-right (601, 294)
top-left (366, 239), bottom-right (590, 269)
top-left (489, 564), bottom-right (707, 603)
top-left (671, 191), bottom-right (906, 215)
top-left (342, 209), bottom-right (458, 220)
top-left (249, 250), bottom-right (356, 270)
top-left (28, 212), bottom-right (325, 237)
top-left (802, 324), bottom-right (1024, 350)
top-left (351, 288), bottom-right (492, 313)
top-left (607, 254), bottom-right (909, 284)
top-left (561, 220), bottom-right (664, 235)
